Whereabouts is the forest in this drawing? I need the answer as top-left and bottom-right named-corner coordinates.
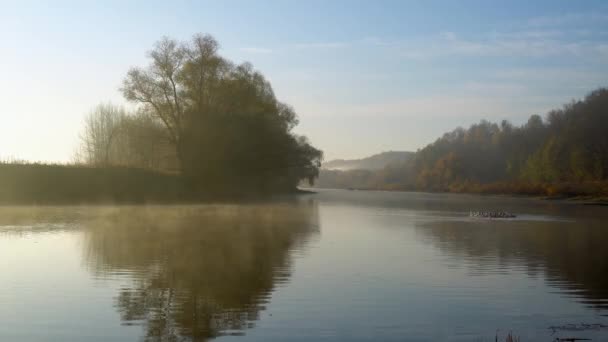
top-left (315, 88), bottom-right (608, 198)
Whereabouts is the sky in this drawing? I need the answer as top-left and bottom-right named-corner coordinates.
top-left (1, 0), bottom-right (607, 162)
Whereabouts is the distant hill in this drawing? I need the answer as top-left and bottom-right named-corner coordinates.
top-left (322, 151), bottom-right (414, 171)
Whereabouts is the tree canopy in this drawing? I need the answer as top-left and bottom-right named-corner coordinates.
top-left (79, 33), bottom-right (322, 196)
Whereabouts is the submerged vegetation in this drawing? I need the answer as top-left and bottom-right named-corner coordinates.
top-left (314, 88), bottom-right (608, 198)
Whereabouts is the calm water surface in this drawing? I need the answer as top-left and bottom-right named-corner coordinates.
top-left (1, 189), bottom-right (608, 341)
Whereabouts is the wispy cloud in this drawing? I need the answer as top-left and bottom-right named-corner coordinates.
top-left (351, 12), bottom-right (608, 61)
top-left (239, 41), bottom-right (348, 55)
top-left (239, 11), bottom-right (608, 123)
top-left (239, 47), bottom-right (273, 54)
top-left (295, 90), bottom-right (557, 120)
top-left (492, 67), bottom-right (605, 83)
top-left (526, 12), bottom-right (608, 28)
top-left (291, 42), bottom-right (349, 50)
top-left (394, 30), bottom-right (608, 60)
top-left (242, 31), bottom-right (607, 60)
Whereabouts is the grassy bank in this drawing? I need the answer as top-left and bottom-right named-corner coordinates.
top-left (0, 163), bottom-right (184, 204)
top-left (0, 163), bottom-right (309, 204)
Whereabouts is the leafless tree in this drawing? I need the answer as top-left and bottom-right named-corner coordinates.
top-left (79, 103), bottom-right (125, 165)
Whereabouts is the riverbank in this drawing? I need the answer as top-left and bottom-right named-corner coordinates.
top-left (0, 163), bottom-right (183, 204)
top-left (443, 181), bottom-right (608, 205)
top-left (0, 163), bottom-right (306, 204)
top-left (313, 168), bottom-right (608, 201)
top-left (307, 182), bottom-right (608, 206)
top-left (4, 162), bottom-right (606, 206)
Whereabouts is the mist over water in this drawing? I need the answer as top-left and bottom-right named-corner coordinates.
top-left (1, 191), bottom-right (607, 341)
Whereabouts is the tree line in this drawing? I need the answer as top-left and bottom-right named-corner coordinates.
top-left (76, 34), bottom-right (322, 197)
top-left (315, 88), bottom-right (608, 197)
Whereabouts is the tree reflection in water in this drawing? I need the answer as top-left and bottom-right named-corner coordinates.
top-left (83, 202), bottom-right (319, 341)
top-left (416, 218), bottom-right (608, 312)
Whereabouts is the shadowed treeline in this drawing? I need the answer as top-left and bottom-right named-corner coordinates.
top-left (313, 88), bottom-right (608, 198)
top-left (74, 34), bottom-right (321, 197)
top-left (82, 202), bottom-right (319, 341)
top-left (0, 163), bottom-right (183, 204)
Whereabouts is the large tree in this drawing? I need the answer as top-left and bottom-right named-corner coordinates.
top-left (122, 34), bottom-right (322, 194)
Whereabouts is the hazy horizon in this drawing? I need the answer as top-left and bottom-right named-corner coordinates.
top-left (2, 0), bottom-right (608, 162)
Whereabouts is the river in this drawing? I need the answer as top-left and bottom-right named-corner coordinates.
top-left (1, 189), bottom-right (607, 341)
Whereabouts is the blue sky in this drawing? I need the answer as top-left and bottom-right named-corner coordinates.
top-left (1, 0), bottom-right (607, 161)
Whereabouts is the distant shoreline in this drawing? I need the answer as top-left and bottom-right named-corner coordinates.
top-left (304, 186), bottom-right (608, 206)
top-left (2, 161), bottom-right (606, 206)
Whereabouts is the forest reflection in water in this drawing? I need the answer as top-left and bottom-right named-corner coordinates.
top-left (81, 202), bottom-right (319, 341)
top-left (415, 217), bottom-right (608, 313)
top-left (2, 191), bottom-right (608, 341)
